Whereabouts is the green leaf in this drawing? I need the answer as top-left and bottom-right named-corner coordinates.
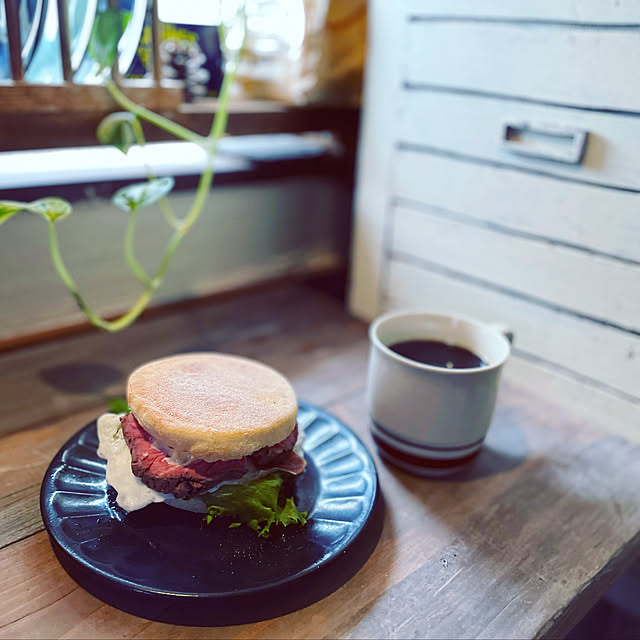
top-left (204, 473), bottom-right (308, 538)
top-left (279, 496), bottom-right (308, 527)
top-left (107, 397), bottom-right (130, 414)
top-left (28, 198), bottom-right (72, 222)
top-left (89, 9), bottom-right (124, 71)
top-left (0, 201), bottom-right (27, 225)
top-left (97, 112), bottom-right (138, 154)
top-left (112, 177), bottom-right (175, 212)
top-left (0, 198), bottom-right (72, 224)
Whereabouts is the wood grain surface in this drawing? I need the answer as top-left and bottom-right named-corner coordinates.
top-left (0, 81), bottom-right (182, 113)
top-left (393, 148), bottom-right (640, 265)
top-left (398, 91), bottom-right (640, 192)
top-left (405, 21), bottom-right (640, 113)
top-left (1, 284), bottom-right (639, 639)
top-left (405, 0), bottom-right (640, 22)
top-left (0, 99), bottom-right (359, 152)
top-left (386, 259), bottom-right (640, 402)
top-left (391, 204), bottom-right (640, 332)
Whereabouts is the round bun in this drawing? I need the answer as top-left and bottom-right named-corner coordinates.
top-left (127, 353), bottom-right (298, 462)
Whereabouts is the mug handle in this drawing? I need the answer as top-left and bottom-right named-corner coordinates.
top-left (490, 323), bottom-right (514, 345)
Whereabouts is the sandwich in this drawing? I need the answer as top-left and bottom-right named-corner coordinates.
top-left (97, 352), bottom-right (307, 536)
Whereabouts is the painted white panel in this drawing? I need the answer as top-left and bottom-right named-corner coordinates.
top-left (504, 357), bottom-right (640, 442)
top-left (349, 0), bottom-right (640, 435)
top-left (349, 1), bottom-right (405, 319)
top-left (385, 260), bottom-right (640, 400)
top-left (398, 91), bottom-right (640, 191)
top-left (405, 22), bottom-right (640, 112)
top-left (405, 0), bottom-right (640, 23)
top-left (390, 205), bottom-right (640, 331)
top-left (393, 149), bottom-right (640, 263)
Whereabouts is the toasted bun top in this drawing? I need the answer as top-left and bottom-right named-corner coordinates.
top-left (127, 353), bottom-right (297, 462)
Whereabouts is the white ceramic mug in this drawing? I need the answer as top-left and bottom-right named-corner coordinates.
top-left (367, 310), bottom-right (512, 475)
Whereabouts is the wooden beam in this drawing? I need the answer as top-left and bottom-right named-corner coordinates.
top-left (0, 97), bottom-right (359, 151)
top-left (56, 0), bottom-right (73, 81)
top-left (0, 80), bottom-right (183, 113)
top-left (151, 0), bottom-right (163, 85)
top-left (4, 0), bottom-right (23, 81)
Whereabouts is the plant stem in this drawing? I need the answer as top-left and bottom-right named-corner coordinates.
top-left (130, 115), bottom-right (179, 228)
top-left (47, 219), bottom-right (111, 330)
top-left (210, 65), bottom-right (233, 141)
top-left (124, 207), bottom-right (152, 286)
top-left (45, 24), bottom-right (240, 332)
top-left (152, 62), bottom-right (235, 281)
top-left (105, 79), bottom-right (204, 145)
top-left (102, 288), bottom-right (155, 332)
top-left (48, 217), bottom-right (158, 332)
top-left (157, 192), bottom-right (180, 228)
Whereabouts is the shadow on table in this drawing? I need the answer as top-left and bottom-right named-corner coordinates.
top-left (446, 408), bottom-right (528, 481)
top-left (40, 361), bottom-right (124, 393)
top-left (376, 405), bottom-right (529, 482)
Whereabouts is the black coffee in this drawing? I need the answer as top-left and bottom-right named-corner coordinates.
top-left (389, 339), bottom-right (486, 370)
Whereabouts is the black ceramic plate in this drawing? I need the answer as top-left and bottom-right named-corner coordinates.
top-left (40, 402), bottom-right (384, 626)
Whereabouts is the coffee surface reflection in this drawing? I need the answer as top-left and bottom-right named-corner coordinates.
top-left (388, 340), bottom-right (486, 370)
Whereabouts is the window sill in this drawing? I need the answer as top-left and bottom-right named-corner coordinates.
top-left (0, 133), bottom-right (343, 192)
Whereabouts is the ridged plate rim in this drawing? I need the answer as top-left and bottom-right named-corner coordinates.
top-left (40, 401), bottom-right (382, 600)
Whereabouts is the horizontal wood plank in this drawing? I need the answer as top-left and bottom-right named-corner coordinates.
top-left (0, 408), bottom-right (104, 552)
top-left (390, 204), bottom-right (640, 332)
top-left (0, 486), bottom-right (42, 551)
top-left (405, 21), bottom-right (640, 112)
top-left (504, 357), bottom-right (640, 444)
top-left (2, 376), bottom-right (640, 638)
top-left (405, 0), bottom-right (640, 23)
top-left (0, 284), bottom-right (365, 436)
top-left (0, 81), bottom-right (182, 113)
top-left (393, 148), bottom-right (640, 263)
top-left (0, 532), bottom-right (85, 631)
top-left (0, 99), bottom-right (360, 152)
top-left (384, 259), bottom-right (640, 403)
top-left (397, 90), bottom-right (640, 191)
top-left (1, 285), bottom-right (640, 638)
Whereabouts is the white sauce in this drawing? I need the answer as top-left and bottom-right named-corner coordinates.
top-left (96, 413), bottom-right (306, 513)
top-left (97, 413), bottom-right (166, 512)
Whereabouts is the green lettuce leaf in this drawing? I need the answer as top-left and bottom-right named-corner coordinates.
top-left (204, 473), bottom-right (307, 538)
top-left (107, 396), bottom-right (130, 414)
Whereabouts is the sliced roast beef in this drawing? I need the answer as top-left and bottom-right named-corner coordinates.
top-left (250, 425), bottom-right (299, 467)
top-left (120, 413), bottom-right (306, 499)
top-left (266, 450), bottom-right (307, 475)
top-left (121, 413), bottom-right (248, 498)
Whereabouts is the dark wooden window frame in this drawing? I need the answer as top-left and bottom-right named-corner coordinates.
top-left (0, 86), bottom-right (359, 154)
top-left (0, 0), bottom-right (359, 152)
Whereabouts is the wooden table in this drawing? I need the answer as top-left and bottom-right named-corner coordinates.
top-left (2, 283), bottom-right (639, 639)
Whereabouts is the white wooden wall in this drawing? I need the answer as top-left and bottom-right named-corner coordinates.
top-left (350, 0), bottom-right (640, 436)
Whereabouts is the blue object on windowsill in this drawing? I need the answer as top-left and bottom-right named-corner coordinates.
top-left (0, 0), bottom-right (146, 83)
